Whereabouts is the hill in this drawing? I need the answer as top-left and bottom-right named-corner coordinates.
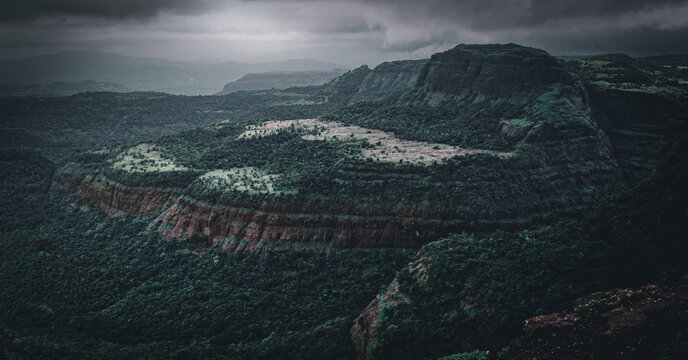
top-left (353, 135), bottom-right (688, 359)
top-left (0, 80), bottom-right (129, 97)
top-left (43, 43), bottom-right (686, 250)
top-left (218, 69), bottom-right (347, 94)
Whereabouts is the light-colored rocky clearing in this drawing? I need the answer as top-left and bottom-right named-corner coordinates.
top-left (197, 167), bottom-right (290, 195)
top-left (239, 119), bottom-right (510, 164)
top-left (112, 143), bottom-right (188, 173)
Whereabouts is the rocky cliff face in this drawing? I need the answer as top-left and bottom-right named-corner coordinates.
top-left (52, 45), bottom-right (634, 253)
top-left (349, 134), bottom-right (687, 360)
top-left (54, 170), bottom-right (180, 217)
top-left (351, 277), bottom-right (408, 360)
top-left (153, 195), bottom-right (446, 251)
top-left (56, 170), bottom-right (450, 250)
top-left (417, 44), bottom-right (572, 97)
top-left (348, 60), bottom-right (427, 103)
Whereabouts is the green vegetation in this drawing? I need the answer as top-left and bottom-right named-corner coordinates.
top-left (574, 54), bottom-right (687, 98)
top-left (65, 66), bottom-right (625, 227)
top-left (0, 86), bottom-right (338, 162)
top-left (193, 167), bottom-right (294, 196)
top-left (437, 350), bottom-right (488, 360)
top-left (112, 143), bottom-right (189, 173)
top-left (89, 122), bottom-right (614, 227)
top-left (0, 153), bottom-right (414, 358)
top-left (366, 137), bottom-right (688, 359)
top-left (574, 299), bottom-right (602, 313)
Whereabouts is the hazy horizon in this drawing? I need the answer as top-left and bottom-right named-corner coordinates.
top-left (2, 0), bottom-right (688, 66)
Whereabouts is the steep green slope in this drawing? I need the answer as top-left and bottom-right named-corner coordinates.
top-left (572, 54), bottom-right (688, 180)
top-left (352, 136), bottom-right (688, 359)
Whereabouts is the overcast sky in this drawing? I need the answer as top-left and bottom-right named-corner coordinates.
top-left (1, 0), bottom-right (688, 65)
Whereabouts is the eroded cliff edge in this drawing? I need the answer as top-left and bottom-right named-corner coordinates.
top-left (54, 168), bottom-right (451, 251)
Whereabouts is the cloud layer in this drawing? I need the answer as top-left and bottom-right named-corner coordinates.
top-left (0, 0), bottom-right (215, 21)
top-left (1, 0), bottom-right (687, 63)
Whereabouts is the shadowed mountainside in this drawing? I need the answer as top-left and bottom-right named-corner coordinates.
top-left (352, 134), bottom-right (688, 359)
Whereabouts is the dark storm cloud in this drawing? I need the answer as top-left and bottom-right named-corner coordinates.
top-left (0, 0), bottom-right (217, 21)
top-left (356, 0), bottom-right (688, 54)
top-left (525, 27), bottom-right (688, 56)
top-left (379, 31), bottom-right (460, 53)
top-left (240, 0), bottom-right (688, 54)
top-left (367, 0), bottom-right (688, 29)
top-left (6, 0), bottom-right (687, 28)
top-left (293, 16), bottom-right (386, 35)
top-left (1, 0), bottom-right (688, 62)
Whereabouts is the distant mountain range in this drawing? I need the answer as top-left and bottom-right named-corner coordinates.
top-left (217, 69), bottom-right (347, 94)
top-left (0, 50), bottom-right (343, 95)
top-left (0, 80), bottom-right (129, 97)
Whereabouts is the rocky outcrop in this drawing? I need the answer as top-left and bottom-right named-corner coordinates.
top-left (503, 283), bottom-right (688, 360)
top-left (54, 170), bottom-right (180, 217)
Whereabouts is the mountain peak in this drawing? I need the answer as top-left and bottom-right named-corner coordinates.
top-left (418, 42), bottom-right (572, 96)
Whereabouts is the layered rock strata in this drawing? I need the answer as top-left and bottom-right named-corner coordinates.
top-left (57, 171), bottom-right (448, 250)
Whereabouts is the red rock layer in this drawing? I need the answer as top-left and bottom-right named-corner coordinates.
top-left (152, 195), bottom-right (446, 251)
top-left (57, 172), bottom-right (448, 250)
top-left (55, 172), bottom-right (179, 217)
